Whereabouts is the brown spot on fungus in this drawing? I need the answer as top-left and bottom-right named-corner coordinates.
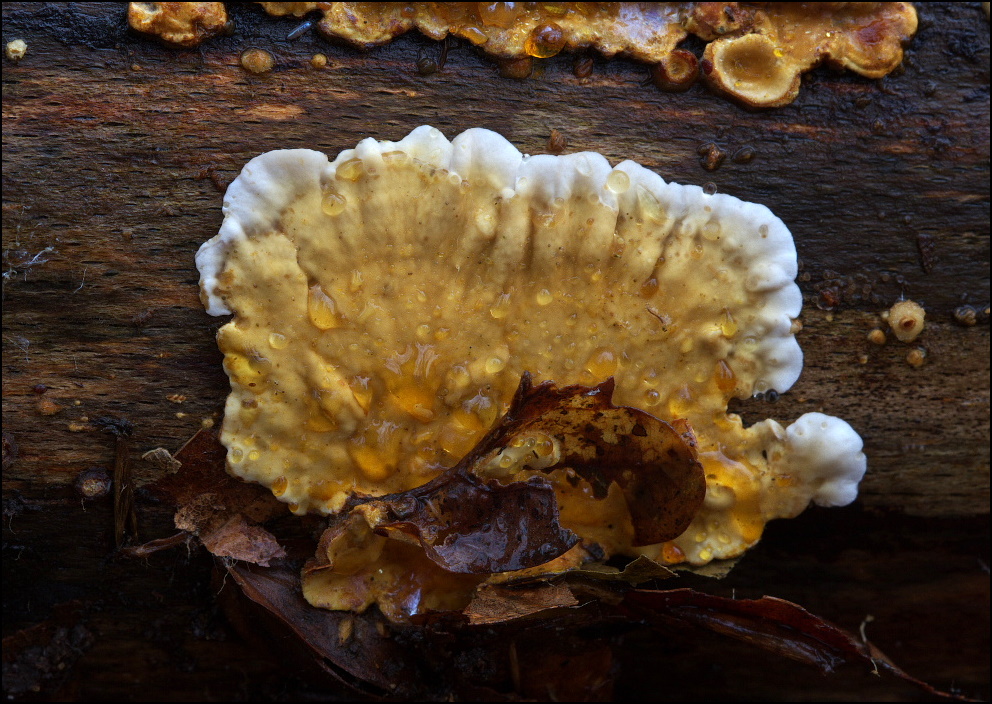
top-left (888, 299), bottom-right (926, 342)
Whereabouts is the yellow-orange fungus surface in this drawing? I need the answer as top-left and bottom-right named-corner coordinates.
top-left (198, 127), bottom-right (867, 616)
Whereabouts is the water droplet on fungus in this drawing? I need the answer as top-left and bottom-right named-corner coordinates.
top-left (525, 23), bottom-right (565, 58)
top-left (308, 285), bottom-right (342, 330)
top-left (606, 170), bottom-right (630, 194)
top-left (321, 188), bottom-right (347, 216)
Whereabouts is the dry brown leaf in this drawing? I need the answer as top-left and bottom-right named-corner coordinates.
top-left (464, 583), bottom-right (579, 626)
top-left (140, 429), bottom-right (287, 566)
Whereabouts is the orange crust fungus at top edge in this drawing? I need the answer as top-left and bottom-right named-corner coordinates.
top-left (127, 3), bottom-right (919, 107)
top-left (128, 2), bottom-right (229, 48)
top-left (699, 2), bottom-right (918, 108)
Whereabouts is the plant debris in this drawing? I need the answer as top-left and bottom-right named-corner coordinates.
top-left (463, 582), bottom-right (579, 626)
top-left (140, 427), bottom-right (287, 565)
top-left (300, 375), bottom-right (704, 620)
top-left (94, 416), bottom-right (137, 547)
top-left (339, 373), bottom-right (703, 573)
top-left (135, 410), bottom-right (967, 701)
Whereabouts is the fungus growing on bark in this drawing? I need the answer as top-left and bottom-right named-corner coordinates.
top-left (5, 39), bottom-right (27, 62)
top-left (197, 126), bottom-right (865, 617)
top-left (697, 2), bottom-right (918, 108)
top-left (888, 299), bottom-right (926, 342)
top-left (128, 3), bottom-right (917, 107)
top-left (257, 2), bottom-right (689, 63)
top-left (128, 1), bottom-right (229, 48)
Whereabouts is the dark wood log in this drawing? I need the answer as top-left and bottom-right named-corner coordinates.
top-left (2, 2), bottom-right (988, 701)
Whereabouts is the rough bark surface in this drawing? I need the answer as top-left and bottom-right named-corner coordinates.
top-left (2, 2), bottom-right (988, 701)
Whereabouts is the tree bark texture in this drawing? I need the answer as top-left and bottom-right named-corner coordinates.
top-left (2, 2), bottom-right (988, 701)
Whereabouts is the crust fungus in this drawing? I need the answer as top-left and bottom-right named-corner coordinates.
top-left (127, 3), bottom-right (917, 106)
top-left (254, 2), bottom-right (913, 105)
top-left (696, 2), bottom-right (918, 108)
top-left (197, 126), bottom-right (866, 618)
top-left (128, 2), bottom-right (229, 48)
top-left (257, 2), bottom-right (690, 63)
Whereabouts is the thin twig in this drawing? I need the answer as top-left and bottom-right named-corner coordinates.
top-left (95, 416), bottom-right (137, 547)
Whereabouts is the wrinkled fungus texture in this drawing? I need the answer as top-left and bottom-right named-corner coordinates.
top-left (262, 2), bottom-right (915, 106)
top-left (198, 126), bottom-right (866, 614)
top-left (258, 2), bottom-right (688, 62)
top-left (696, 2), bottom-right (918, 107)
top-left (128, 2), bottom-right (229, 47)
top-left (129, 3), bottom-right (916, 107)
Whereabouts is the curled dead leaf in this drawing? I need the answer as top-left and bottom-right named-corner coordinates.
top-left (341, 374), bottom-right (704, 576)
top-left (457, 373), bottom-right (705, 547)
top-left (137, 429), bottom-right (287, 566)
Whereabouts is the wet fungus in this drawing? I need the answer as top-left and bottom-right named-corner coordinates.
top-left (128, 1), bottom-right (229, 48)
top-left (697, 3), bottom-right (918, 108)
top-left (198, 126), bottom-right (866, 619)
top-left (128, 3), bottom-right (917, 107)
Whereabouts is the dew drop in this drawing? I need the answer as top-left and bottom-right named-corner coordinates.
top-left (719, 310), bottom-right (738, 337)
top-left (586, 348), bottom-right (618, 378)
top-left (489, 292), bottom-right (511, 319)
top-left (336, 158), bottom-right (364, 182)
top-left (485, 357), bottom-right (506, 374)
top-left (606, 169), bottom-right (630, 194)
top-left (321, 188), bottom-right (346, 216)
top-left (524, 23), bottom-right (565, 58)
top-left (308, 284), bottom-right (341, 330)
top-left (702, 221), bottom-right (721, 241)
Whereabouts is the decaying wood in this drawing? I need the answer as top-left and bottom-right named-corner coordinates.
top-left (1, 2), bottom-right (987, 701)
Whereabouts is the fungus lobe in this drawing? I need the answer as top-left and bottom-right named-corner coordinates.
top-left (197, 126), bottom-right (866, 618)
